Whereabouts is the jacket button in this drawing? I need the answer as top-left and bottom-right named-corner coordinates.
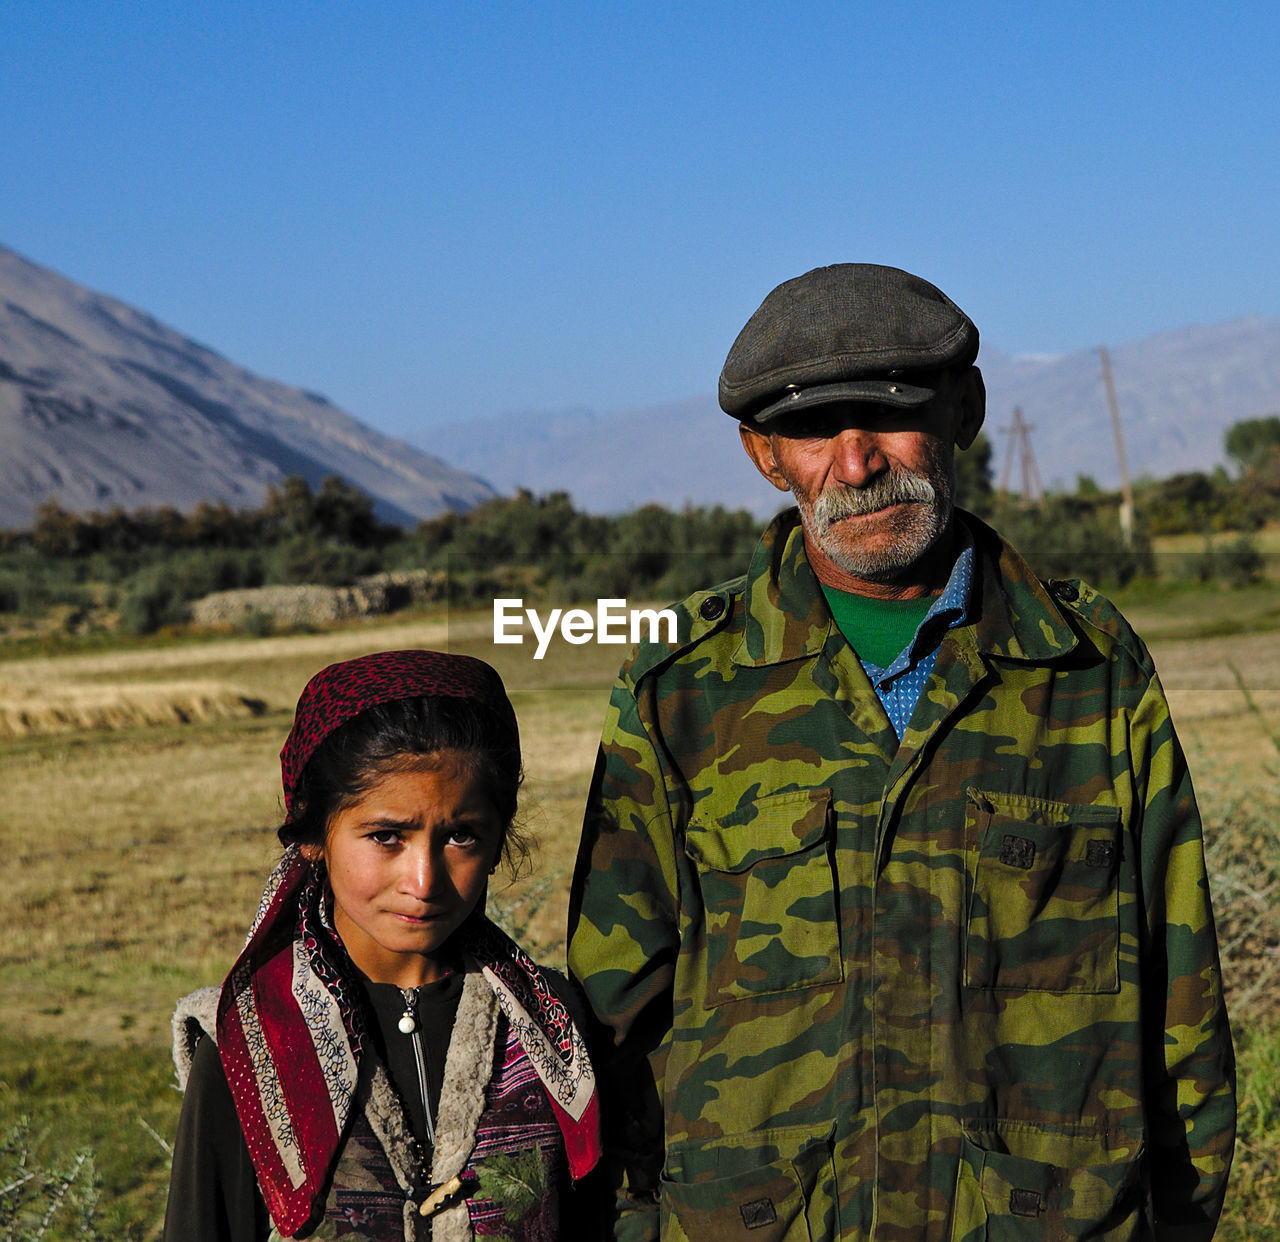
top-left (1050, 580), bottom-right (1079, 603)
top-left (699, 596), bottom-right (725, 621)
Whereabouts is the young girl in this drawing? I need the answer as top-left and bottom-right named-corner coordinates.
top-left (164, 649), bottom-right (599, 1241)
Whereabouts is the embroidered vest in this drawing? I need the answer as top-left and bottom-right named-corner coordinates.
top-left (178, 971), bottom-right (568, 1242)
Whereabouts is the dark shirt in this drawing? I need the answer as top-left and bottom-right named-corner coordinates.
top-left (163, 972), bottom-right (464, 1242)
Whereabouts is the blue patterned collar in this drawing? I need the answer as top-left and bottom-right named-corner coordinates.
top-left (860, 532), bottom-right (975, 684)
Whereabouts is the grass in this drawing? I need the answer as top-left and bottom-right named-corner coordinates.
top-left (0, 1038), bottom-right (175, 1240)
top-left (1108, 579), bottom-right (1280, 643)
top-left (1150, 524), bottom-right (1280, 558)
top-left (0, 595), bottom-right (1277, 1236)
top-left (1221, 1021), bottom-right (1280, 1239)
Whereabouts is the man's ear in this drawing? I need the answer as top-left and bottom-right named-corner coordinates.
top-left (953, 366), bottom-right (986, 451)
top-left (739, 422), bottom-right (792, 493)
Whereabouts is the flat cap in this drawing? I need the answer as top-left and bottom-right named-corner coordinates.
top-left (719, 263), bottom-right (978, 424)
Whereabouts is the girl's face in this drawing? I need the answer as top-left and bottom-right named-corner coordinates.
top-left (318, 751), bottom-right (504, 988)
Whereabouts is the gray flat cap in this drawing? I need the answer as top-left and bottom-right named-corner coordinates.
top-left (719, 263), bottom-right (978, 424)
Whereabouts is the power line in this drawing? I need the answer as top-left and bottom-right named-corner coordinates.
top-left (1098, 344), bottom-right (1135, 546)
top-left (998, 406), bottom-right (1044, 506)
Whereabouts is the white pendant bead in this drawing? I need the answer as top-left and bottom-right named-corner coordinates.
top-left (398, 1014), bottom-right (417, 1034)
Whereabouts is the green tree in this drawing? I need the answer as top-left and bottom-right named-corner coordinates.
top-left (261, 476), bottom-right (318, 541)
top-left (31, 499), bottom-right (89, 558)
top-left (1225, 415), bottom-right (1280, 474)
top-left (997, 497), bottom-right (1155, 587)
top-left (188, 499), bottom-right (256, 548)
top-left (312, 475), bottom-right (393, 546)
top-left (955, 431), bottom-right (994, 518)
top-left (1139, 472), bottom-right (1220, 536)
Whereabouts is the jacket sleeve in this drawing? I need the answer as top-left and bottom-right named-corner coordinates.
top-left (1133, 672), bottom-right (1236, 1239)
top-left (568, 672), bottom-right (682, 1242)
top-left (163, 1035), bottom-right (272, 1242)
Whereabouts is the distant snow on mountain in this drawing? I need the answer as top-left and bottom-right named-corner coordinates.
top-left (0, 243), bottom-right (495, 529)
top-left (421, 315), bottom-right (1280, 512)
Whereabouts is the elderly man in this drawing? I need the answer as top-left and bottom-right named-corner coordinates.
top-left (567, 264), bottom-right (1235, 1241)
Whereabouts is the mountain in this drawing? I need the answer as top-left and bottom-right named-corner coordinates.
top-left (0, 244), bottom-right (495, 529)
top-left (421, 316), bottom-right (1280, 514)
top-left (420, 397), bottom-right (789, 518)
top-left (977, 317), bottom-right (1280, 491)
top-left (10, 236), bottom-right (1276, 527)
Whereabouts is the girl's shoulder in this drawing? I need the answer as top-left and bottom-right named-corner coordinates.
top-left (171, 984), bottom-right (221, 1089)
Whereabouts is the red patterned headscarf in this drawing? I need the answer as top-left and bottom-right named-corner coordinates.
top-left (279, 648), bottom-right (519, 824)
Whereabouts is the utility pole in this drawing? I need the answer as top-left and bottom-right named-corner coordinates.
top-left (998, 406), bottom-right (1044, 506)
top-left (1098, 344), bottom-right (1134, 546)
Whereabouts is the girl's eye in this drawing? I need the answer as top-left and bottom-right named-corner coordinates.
top-left (367, 829), bottom-right (402, 847)
top-left (448, 828), bottom-right (479, 848)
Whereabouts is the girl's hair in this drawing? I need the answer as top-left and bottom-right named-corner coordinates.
top-left (277, 693), bottom-right (530, 877)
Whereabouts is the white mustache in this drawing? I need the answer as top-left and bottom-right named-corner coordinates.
top-left (811, 472), bottom-right (937, 531)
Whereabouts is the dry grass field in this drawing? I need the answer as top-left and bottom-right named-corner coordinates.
top-left (1, 596), bottom-right (1278, 1237)
top-left (0, 613), bottom-right (621, 1048)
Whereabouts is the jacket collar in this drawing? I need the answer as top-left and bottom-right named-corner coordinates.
top-left (734, 508), bottom-right (1078, 668)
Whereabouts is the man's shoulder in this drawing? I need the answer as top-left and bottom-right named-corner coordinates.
top-left (620, 570), bottom-right (752, 688)
top-left (1031, 572), bottom-right (1157, 680)
top-left (970, 513), bottom-right (1158, 679)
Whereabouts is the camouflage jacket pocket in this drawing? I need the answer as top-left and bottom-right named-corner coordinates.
top-left (685, 788), bottom-right (840, 1006)
top-left (660, 1126), bottom-right (836, 1242)
top-left (964, 790), bottom-right (1123, 993)
top-left (953, 1122), bottom-right (1147, 1242)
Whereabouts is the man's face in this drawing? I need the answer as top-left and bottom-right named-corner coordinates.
top-left (740, 372), bottom-right (982, 593)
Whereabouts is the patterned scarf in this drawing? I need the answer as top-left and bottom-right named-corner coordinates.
top-left (217, 848), bottom-right (600, 1236)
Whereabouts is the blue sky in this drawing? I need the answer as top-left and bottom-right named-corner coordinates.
top-left (4, 2), bottom-right (1278, 439)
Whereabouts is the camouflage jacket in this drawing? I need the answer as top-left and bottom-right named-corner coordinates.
top-left (567, 509), bottom-right (1235, 1242)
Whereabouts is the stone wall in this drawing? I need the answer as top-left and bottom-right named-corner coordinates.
top-left (190, 570), bottom-right (448, 630)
